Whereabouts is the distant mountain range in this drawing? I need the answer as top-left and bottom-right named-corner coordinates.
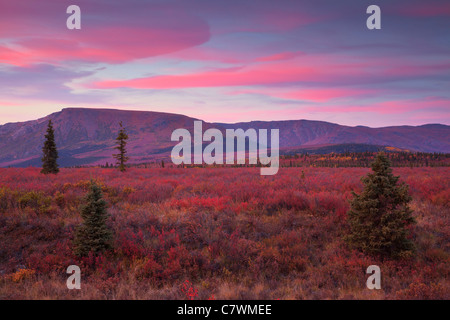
top-left (0, 108), bottom-right (448, 167)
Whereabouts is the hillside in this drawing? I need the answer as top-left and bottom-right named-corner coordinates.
top-left (0, 108), bottom-right (448, 167)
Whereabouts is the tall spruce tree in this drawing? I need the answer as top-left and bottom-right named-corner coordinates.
top-left (113, 121), bottom-right (129, 172)
top-left (41, 120), bottom-right (59, 174)
top-left (346, 152), bottom-right (416, 258)
top-left (73, 182), bottom-right (113, 257)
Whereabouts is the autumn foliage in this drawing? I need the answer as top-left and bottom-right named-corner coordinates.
top-left (0, 166), bottom-right (448, 299)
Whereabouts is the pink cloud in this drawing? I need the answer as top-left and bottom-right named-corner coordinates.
top-left (10, 23), bottom-right (209, 64)
top-left (91, 66), bottom-right (315, 89)
top-left (231, 87), bottom-right (377, 102)
top-left (256, 51), bottom-right (304, 62)
top-left (0, 2), bottom-right (210, 65)
top-left (0, 101), bottom-right (21, 106)
top-left (162, 48), bottom-right (304, 65)
top-left (302, 98), bottom-right (450, 115)
top-left (0, 46), bottom-right (28, 66)
top-left (91, 57), bottom-right (369, 89)
top-left (90, 54), bottom-right (450, 90)
top-left (281, 88), bottom-right (377, 102)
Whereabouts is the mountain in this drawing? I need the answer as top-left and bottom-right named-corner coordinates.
top-left (0, 108), bottom-right (448, 167)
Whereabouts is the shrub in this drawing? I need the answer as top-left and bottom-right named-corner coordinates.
top-left (11, 268), bottom-right (35, 283)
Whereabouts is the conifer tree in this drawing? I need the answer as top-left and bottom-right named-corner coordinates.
top-left (113, 121), bottom-right (129, 172)
top-left (73, 182), bottom-right (113, 257)
top-left (41, 120), bottom-right (59, 174)
top-left (346, 152), bottom-right (416, 258)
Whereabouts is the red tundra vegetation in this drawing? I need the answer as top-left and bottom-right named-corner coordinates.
top-left (0, 166), bottom-right (448, 299)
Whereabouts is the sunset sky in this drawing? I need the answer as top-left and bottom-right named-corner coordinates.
top-left (0, 0), bottom-right (449, 127)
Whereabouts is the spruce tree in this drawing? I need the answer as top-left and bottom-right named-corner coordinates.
top-left (346, 152), bottom-right (416, 258)
top-left (113, 121), bottom-right (129, 172)
top-left (41, 120), bottom-right (59, 174)
top-left (73, 182), bottom-right (113, 257)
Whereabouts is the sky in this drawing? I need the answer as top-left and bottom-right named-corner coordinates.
top-left (0, 0), bottom-right (449, 127)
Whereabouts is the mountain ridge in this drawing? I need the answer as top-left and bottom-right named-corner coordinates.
top-left (0, 108), bottom-right (448, 167)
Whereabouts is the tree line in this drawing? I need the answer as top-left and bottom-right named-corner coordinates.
top-left (281, 152), bottom-right (450, 168)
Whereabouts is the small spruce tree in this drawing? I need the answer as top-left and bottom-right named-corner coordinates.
top-left (41, 120), bottom-right (59, 174)
top-left (345, 152), bottom-right (416, 258)
top-left (113, 121), bottom-right (129, 172)
top-left (73, 182), bottom-right (113, 257)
